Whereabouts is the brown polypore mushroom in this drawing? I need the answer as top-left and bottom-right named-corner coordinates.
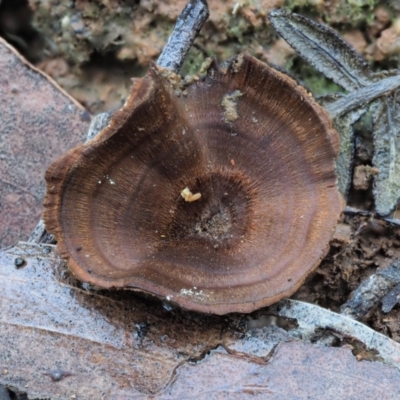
top-left (43, 54), bottom-right (343, 314)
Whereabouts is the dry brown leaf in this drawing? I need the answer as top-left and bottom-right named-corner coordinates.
top-left (160, 342), bottom-right (400, 399)
top-left (0, 243), bottom-right (239, 398)
top-left (2, 243), bottom-right (400, 399)
top-left (0, 38), bottom-right (91, 248)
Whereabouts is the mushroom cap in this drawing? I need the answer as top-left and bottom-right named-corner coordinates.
top-left (44, 54), bottom-right (343, 314)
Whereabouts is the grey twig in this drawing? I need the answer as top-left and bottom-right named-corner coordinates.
top-left (157, 0), bottom-right (209, 72)
top-left (382, 284), bottom-right (400, 313)
top-left (340, 259), bottom-right (400, 320)
top-left (344, 206), bottom-right (400, 227)
top-left (85, 111), bottom-right (113, 142)
top-left (29, 0), bottom-right (210, 244)
top-left (326, 75), bottom-right (400, 119)
top-left (342, 210), bottom-right (400, 318)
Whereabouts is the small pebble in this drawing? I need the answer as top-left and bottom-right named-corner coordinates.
top-left (14, 257), bottom-right (25, 268)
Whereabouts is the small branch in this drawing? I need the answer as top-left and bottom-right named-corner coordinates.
top-left (344, 206), bottom-right (400, 227)
top-left (326, 74), bottom-right (400, 118)
top-left (382, 283), bottom-right (400, 313)
top-left (85, 111), bottom-right (113, 142)
top-left (157, 0), bottom-right (209, 72)
top-left (340, 258), bottom-right (400, 320)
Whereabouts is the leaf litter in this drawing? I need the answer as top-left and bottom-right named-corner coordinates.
top-left (3, 3), bottom-right (400, 399)
top-left (269, 9), bottom-right (400, 216)
top-left (2, 243), bottom-right (400, 399)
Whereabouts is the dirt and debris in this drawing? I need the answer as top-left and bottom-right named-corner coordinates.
top-left (231, 53), bottom-right (244, 73)
top-left (221, 90), bottom-right (243, 123)
top-left (296, 214), bottom-right (400, 324)
top-left (353, 165), bottom-right (379, 191)
top-left (180, 187), bottom-right (202, 202)
top-left (372, 18), bottom-right (400, 61)
top-left (198, 57), bottom-right (213, 74)
top-left (156, 66), bottom-right (186, 96)
top-left (1, 1), bottom-right (398, 114)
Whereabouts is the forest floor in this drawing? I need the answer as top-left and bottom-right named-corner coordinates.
top-left (2, 1), bottom-right (400, 397)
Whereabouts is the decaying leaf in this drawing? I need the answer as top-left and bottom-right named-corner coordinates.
top-left (0, 37), bottom-right (91, 248)
top-left (268, 10), bottom-right (377, 91)
top-left (162, 341), bottom-right (400, 399)
top-left (269, 10), bottom-right (400, 215)
top-left (2, 243), bottom-right (400, 399)
top-left (0, 243), bottom-right (236, 398)
top-left (372, 97), bottom-right (400, 215)
top-left (320, 94), bottom-right (367, 194)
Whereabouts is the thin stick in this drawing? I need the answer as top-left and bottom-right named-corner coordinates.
top-left (340, 258), bottom-right (400, 319)
top-left (340, 206), bottom-right (400, 319)
top-left (326, 75), bottom-right (400, 119)
top-left (344, 206), bottom-right (400, 227)
top-left (157, 0), bottom-right (209, 72)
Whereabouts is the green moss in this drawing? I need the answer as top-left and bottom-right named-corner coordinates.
top-left (180, 46), bottom-right (209, 76)
top-left (285, 56), bottom-right (344, 96)
top-left (283, 0), bottom-right (324, 17)
top-left (225, 16), bottom-right (253, 43)
top-left (301, 74), bottom-right (344, 96)
top-left (284, 0), bottom-right (377, 27)
top-left (326, 0), bottom-right (377, 27)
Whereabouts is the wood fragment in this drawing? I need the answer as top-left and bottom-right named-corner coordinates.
top-left (156, 0), bottom-right (209, 73)
top-left (340, 258), bottom-right (400, 319)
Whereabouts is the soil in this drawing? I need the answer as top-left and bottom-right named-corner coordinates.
top-left (1, 0), bottom-right (400, 351)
